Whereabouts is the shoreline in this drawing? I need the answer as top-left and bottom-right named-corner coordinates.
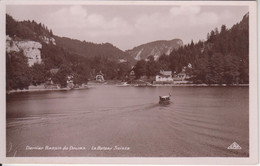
top-left (7, 83), bottom-right (249, 94)
top-left (150, 84), bottom-right (249, 87)
top-left (6, 86), bottom-right (89, 94)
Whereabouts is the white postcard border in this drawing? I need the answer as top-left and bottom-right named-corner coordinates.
top-left (0, 0), bottom-right (258, 164)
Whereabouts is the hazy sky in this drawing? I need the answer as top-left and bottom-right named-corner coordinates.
top-left (7, 5), bottom-right (248, 50)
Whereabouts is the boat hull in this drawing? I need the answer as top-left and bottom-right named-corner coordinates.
top-left (159, 100), bottom-right (171, 105)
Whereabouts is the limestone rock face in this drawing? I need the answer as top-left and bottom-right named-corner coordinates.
top-left (6, 35), bottom-right (42, 67)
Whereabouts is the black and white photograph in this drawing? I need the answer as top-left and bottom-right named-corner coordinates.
top-left (0, 0), bottom-right (258, 164)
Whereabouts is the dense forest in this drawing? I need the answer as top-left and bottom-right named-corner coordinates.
top-left (133, 13), bottom-right (249, 85)
top-left (6, 14), bottom-right (54, 41)
top-left (6, 12), bottom-right (249, 90)
top-left (54, 36), bottom-right (135, 64)
top-left (6, 14), bottom-right (132, 90)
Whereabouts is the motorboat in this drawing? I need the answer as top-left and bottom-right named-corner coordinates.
top-left (159, 93), bottom-right (171, 104)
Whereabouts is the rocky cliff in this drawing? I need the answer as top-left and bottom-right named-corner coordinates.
top-left (6, 35), bottom-right (42, 67)
top-left (126, 39), bottom-right (183, 61)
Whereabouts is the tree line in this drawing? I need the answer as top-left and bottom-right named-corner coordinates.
top-left (6, 13), bottom-right (249, 90)
top-left (6, 43), bottom-right (132, 90)
top-left (133, 13), bottom-right (249, 85)
top-left (6, 14), bottom-right (132, 90)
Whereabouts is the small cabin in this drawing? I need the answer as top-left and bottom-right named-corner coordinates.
top-left (173, 72), bottom-right (191, 84)
top-left (173, 71), bottom-right (186, 81)
top-left (172, 64), bottom-right (192, 84)
top-left (128, 69), bottom-right (136, 80)
top-left (95, 71), bottom-right (105, 82)
top-left (96, 75), bottom-right (105, 82)
top-left (67, 75), bottom-right (74, 88)
top-left (130, 70), bottom-right (135, 76)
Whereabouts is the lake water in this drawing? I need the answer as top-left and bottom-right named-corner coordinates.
top-left (6, 85), bottom-right (249, 157)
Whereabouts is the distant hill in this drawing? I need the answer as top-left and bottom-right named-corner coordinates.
top-left (54, 36), bottom-right (135, 64)
top-left (148, 12), bottom-right (249, 85)
top-left (126, 39), bottom-right (183, 61)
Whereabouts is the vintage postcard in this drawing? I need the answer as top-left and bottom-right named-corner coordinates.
top-left (0, 0), bottom-right (258, 164)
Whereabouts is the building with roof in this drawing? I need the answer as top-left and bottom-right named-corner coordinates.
top-left (155, 70), bottom-right (173, 83)
top-left (96, 71), bottom-right (105, 82)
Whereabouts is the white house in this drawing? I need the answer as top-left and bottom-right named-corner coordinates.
top-left (95, 71), bottom-right (105, 82)
top-left (173, 66), bottom-right (191, 84)
top-left (155, 70), bottom-right (173, 83)
top-left (173, 71), bottom-right (187, 80)
top-left (96, 74), bottom-right (105, 82)
top-left (67, 75), bottom-right (74, 88)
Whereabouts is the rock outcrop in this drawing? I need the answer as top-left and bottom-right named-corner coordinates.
top-left (6, 35), bottom-right (42, 67)
top-left (126, 39), bottom-right (183, 61)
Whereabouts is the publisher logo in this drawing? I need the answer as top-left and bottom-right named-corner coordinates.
top-left (227, 142), bottom-right (242, 150)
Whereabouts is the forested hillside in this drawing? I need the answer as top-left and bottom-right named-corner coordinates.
top-left (6, 12), bottom-right (249, 90)
top-left (6, 14), bottom-right (132, 90)
top-left (6, 14), bottom-right (54, 41)
top-left (133, 13), bottom-right (249, 85)
top-left (55, 36), bottom-right (135, 64)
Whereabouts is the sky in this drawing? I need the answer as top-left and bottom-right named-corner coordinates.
top-left (6, 5), bottom-right (248, 50)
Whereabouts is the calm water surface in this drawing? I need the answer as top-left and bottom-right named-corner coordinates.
top-left (6, 86), bottom-right (249, 157)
